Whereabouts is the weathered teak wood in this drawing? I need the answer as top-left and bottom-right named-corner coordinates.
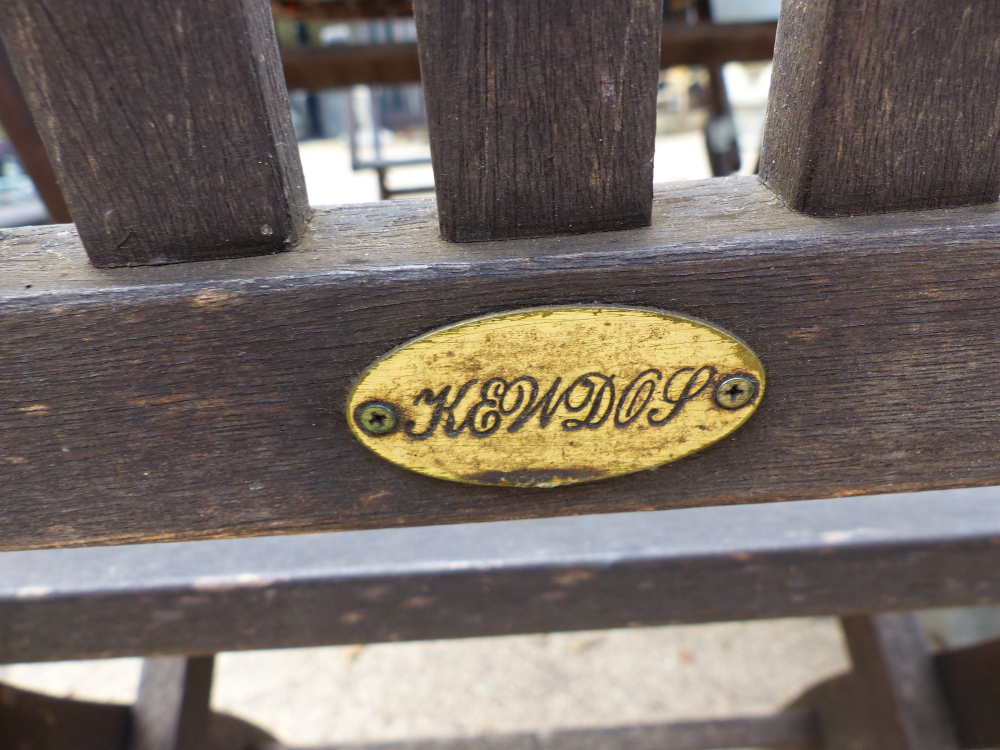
top-left (414, 0), bottom-right (662, 241)
top-left (760, 0), bottom-right (1000, 216)
top-left (283, 42), bottom-right (424, 88)
top-left (132, 657), bottom-right (215, 750)
top-left (658, 20), bottom-right (775, 69)
top-left (936, 637), bottom-right (1000, 748)
top-left (5, 178), bottom-right (1000, 548)
top-left (0, 0), bottom-right (309, 267)
top-left (703, 64), bottom-right (740, 177)
top-left (280, 22), bottom-right (777, 89)
top-left (3, 479), bottom-right (1000, 665)
top-left (839, 614), bottom-right (960, 750)
top-left (0, 38), bottom-right (70, 225)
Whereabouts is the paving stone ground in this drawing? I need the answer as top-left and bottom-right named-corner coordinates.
top-left (0, 618), bottom-right (849, 747)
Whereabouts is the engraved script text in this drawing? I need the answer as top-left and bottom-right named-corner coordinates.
top-left (404, 366), bottom-right (717, 439)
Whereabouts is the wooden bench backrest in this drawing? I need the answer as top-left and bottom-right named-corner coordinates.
top-left (0, 0), bottom-right (998, 551)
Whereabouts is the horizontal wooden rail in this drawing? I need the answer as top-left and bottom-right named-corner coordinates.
top-left (280, 22), bottom-right (777, 89)
top-left (2, 178), bottom-right (1000, 549)
top-left (659, 20), bottom-right (775, 68)
top-left (271, 0), bottom-right (414, 20)
top-left (282, 42), bottom-right (422, 88)
top-left (4, 487), bottom-right (1000, 661)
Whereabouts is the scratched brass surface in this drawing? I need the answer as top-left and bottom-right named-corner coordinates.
top-left (347, 307), bottom-right (765, 488)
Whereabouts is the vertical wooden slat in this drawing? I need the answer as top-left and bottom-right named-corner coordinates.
top-left (760, 1), bottom-right (1000, 216)
top-left (0, 37), bottom-right (71, 224)
top-left (703, 64), bottom-right (741, 178)
top-left (0, 0), bottom-right (309, 267)
top-left (414, 0), bottom-right (662, 242)
top-left (840, 613), bottom-right (960, 750)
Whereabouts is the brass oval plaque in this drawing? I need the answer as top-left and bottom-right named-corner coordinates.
top-left (347, 306), bottom-right (764, 488)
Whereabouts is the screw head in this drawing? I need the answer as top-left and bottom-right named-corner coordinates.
top-left (714, 375), bottom-right (757, 409)
top-left (354, 401), bottom-right (399, 436)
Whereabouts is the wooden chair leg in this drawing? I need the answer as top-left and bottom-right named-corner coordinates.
top-left (0, 35), bottom-right (71, 223)
top-left (703, 63), bottom-right (740, 177)
top-left (933, 634), bottom-right (1000, 747)
top-left (839, 613), bottom-right (960, 750)
top-left (131, 656), bottom-right (215, 750)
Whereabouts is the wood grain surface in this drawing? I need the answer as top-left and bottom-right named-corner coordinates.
top-left (414, 0), bottom-right (662, 241)
top-left (760, 0), bottom-right (1000, 216)
top-left (282, 42), bottom-right (423, 88)
top-left (0, 0), bottom-right (309, 267)
top-left (281, 22), bottom-right (776, 89)
top-left (2, 177), bottom-right (1000, 549)
top-left (655, 21), bottom-right (775, 69)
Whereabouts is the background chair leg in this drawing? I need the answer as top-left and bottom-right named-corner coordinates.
top-left (0, 35), bottom-right (71, 224)
top-left (131, 656), bottom-right (215, 750)
top-left (702, 63), bottom-right (741, 177)
top-left (839, 613), bottom-right (960, 750)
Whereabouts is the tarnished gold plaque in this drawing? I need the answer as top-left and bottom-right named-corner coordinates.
top-left (347, 307), bottom-right (764, 488)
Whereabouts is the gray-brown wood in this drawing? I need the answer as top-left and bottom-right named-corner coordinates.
top-left (839, 614), bottom-right (959, 750)
top-left (657, 21), bottom-right (775, 69)
top-left (7, 488), bottom-right (1000, 662)
top-left (0, 37), bottom-right (70, 224)
top-left (413, 0), bottom-right (661, 242)
top-left (9, 177), bottom-right (1000, 548)
top-left (283, 42), bottom-right (423, 88)
top-left (280, 22), bottom-right (776, 89)
top-left (703, 64), bottom-right (740, 177)
top-left (0, 0), bottom-right (309, 267)
top-left (132, 656), bottom-right (215, 750)
top-left (791, 674), bottom-right (876, 750)
top-left (273, 0), bottom-right (414, 20)
top-left (935, 637), bottom-right (1000, 748)
top-left (760, 0), bottom-right (1000, 216)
